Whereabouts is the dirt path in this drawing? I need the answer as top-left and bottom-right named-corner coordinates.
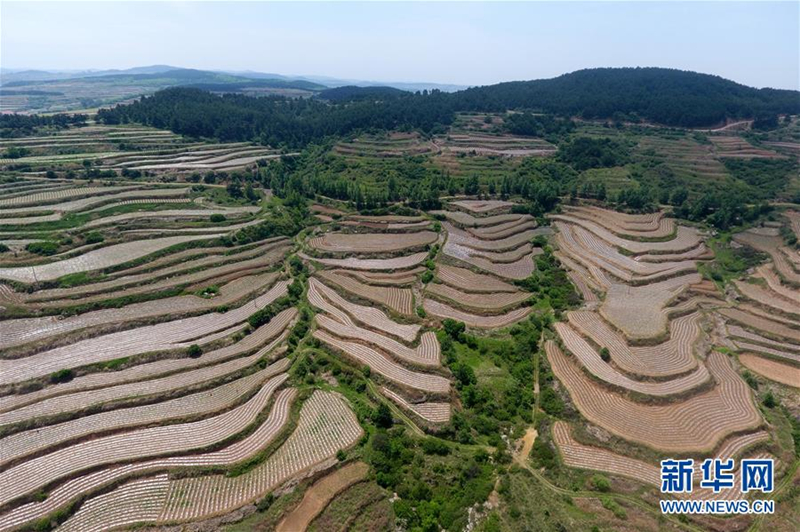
top-left (275, 461), bottom-right (369, 532)
top-left (515, 427), bottom-right (538, 465)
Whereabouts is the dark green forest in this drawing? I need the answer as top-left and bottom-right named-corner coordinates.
top-left (95, 67), bottom-right (800, 145)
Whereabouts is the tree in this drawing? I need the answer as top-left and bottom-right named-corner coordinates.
top-left (374, 403), bottom-right (393, 428)
top-left (227, 182), bottom-right (243, 198)
top-left (244, 183), bottom-right (258, 202)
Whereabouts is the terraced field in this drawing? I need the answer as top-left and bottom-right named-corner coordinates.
top-left (545, 204), bottom-right (784, 515)
top-left (0, 124), bottom-right (289, 175)
top-left (1, 163), bottom-right (794, 530)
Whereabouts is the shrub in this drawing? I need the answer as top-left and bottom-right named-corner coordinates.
top-left (743, 371), bottom-right (759, 390)
top-left (84, 231), bottom-right (104, 245)
top-left (0, 243), bottom-right (9, 253)
top-left (50, 368), bottom-right (74, 384)
top-left (422, 438), bottom-right (450, 456)
top-left (763, 392), bottom-right (777, 408)
top-left (210, 214), bottom-right (226, 223)
top-left (187, 344), bottom-right (202, 358)
top-left (421, 270), bottom-right (434, 284)
top-left (599, 347), bottom-right (611, 362)
top-left (592, 474), bottom-right (611, 492)
top-left (26, 241), bottom-right (59, 256)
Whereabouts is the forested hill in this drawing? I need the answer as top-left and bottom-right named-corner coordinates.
top-left (96, 67), bottom-right (800, 144)
top-left (317, 85), bottom-right (409, 102)
top-left (451, 67), bottom-right (800, 127)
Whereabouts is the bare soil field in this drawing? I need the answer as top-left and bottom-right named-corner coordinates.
top-left (275, 462), bottom-right (370, 532)
top-left (738, 354), bottom-right (800, 387)
top-left (309, 231), bottom-right (437, 254)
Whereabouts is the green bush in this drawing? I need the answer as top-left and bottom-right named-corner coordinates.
top-left (763, 391), bottom-right (777, 408)
top-left (84, 231), bottom-right (104, 245)
top-left (592, 474), bottom-right (611, 492)
top-left (599, 347), bottom-right (611, 362)
top-left (26, 241), bottom-right (59, 256)
top-left (50, 368), bottom-right (74, 384)
top-left (210, 213), bottom-right (226, 223)
top-left (0, 243), bottom-right (9, 253)
top-left (187, 344), bottom-right (202, 358)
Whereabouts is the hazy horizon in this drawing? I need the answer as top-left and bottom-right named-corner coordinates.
top-left (2, 1), bottom-right (799, 90)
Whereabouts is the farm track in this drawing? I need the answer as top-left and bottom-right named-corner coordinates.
top-left (275, 462), bottom-right (370, 532)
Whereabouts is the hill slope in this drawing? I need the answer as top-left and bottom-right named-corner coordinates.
top-left (452, 67), bottom-right (800, 127)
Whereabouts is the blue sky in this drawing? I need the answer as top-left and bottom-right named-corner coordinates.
top-left (2, 1), bottom-right (798, 89)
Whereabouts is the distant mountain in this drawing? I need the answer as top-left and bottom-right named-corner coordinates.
top-left (451, 67), bottom-right (800, 127)
top-left (2, 68), bottom-right (324, 92)
top-left (0, 65), bottom-right (181, 85)
top-left (318, 85), bottom-right (409, 102)
top-left (0, 66), bottom-right (467, 93)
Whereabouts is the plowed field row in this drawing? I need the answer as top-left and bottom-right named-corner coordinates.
top-left (0, 272), bottom-right (280, 349)
top-left (309, 231), bottom-right (436, 253)
top-left (298, 251), bottom-right (427, 271)
top-left (0, 364), bottom-right (283, 467)
top-left (307, 278), bottom-right (419, 343)
top-left (157, 390), bottom-right (363, 522)
top-left (381, 387), bottom-right (450, 424)
top-left (430, 211), bottom-right (527, 228)
top-left (316, 314), bottom-right (440, 366)
top-left (313, 330), bottom-right (449, 394)
top-left (426, 282), bottom-right (529, 312)
top-left (0, 281), bottom-right (289, 385)
top-left (567, 311), bottom-right (701, 377)
top-left (551, 328), bottom-right (708, 395)
top-left (0, 188), bottom-right (189, 216)
top-left (423, 299), bottom-right (531, 329)
top-left (0, 389), bottom-right (296, 531)
top-left (0, 233), bottom-right (226, 283)
top-left (738, 354), bottom-right (800, 387)
top-left (316, 270), bottom-right (413, 315)
top-left (448, 200), bottom-right (515, 214)
top-left (0, 373), bottom-right (289, 507)
top-left (0, 310), bottom-right (295, 419)
top-left (436, 264), bottom-right (518, 293)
